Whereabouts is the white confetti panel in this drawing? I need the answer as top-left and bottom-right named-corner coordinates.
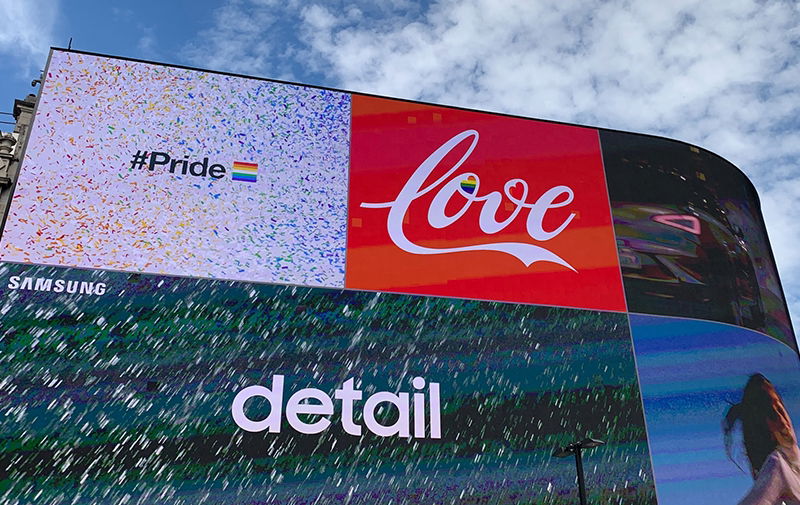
top-left (0, 51), bottom-right (350, 287)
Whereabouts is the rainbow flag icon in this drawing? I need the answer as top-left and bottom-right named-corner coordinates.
top-left (232, 161), bottom-right (258, 182)
top-left (460, 175), bottom-right (477, 194)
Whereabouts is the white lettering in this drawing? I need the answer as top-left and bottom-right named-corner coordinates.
top-left (364, 392), bottom-right (410, 438)
top-left (413, 376), bottom-right (426, 438)
top-left (231, 375), bottom-right (284, 433)
top-left (232, 376), bottom-right (441, 439)
top-left (430, 382), bottom-right (442, 439)
top-left (361, 130), bottom-right (577, 270)
top-left (34, 278), bottom-right (52, 291)
top-left (286, 387), bottom-right (333, 434)
top-left (5, 277), bottom-right (106, 295)
top-left (334, 378), bottom-right (363, 436)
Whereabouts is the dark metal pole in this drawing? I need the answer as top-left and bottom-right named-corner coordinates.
top-left (575, 448), bottom-right (587, 505)
top-left (553, 438), bottom-right (603, 504)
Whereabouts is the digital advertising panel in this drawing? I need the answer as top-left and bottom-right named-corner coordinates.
top-left (0, 50), bottom-right (350, 287)
top-left (630, 315), bottom-right (800, 505)
top-left (602, 131), bottom-right (794, 347)
top-left (0, 48), bottom-right (797, 505)
top-left (0, 262), bottom-right (656, 505)
top-left (345, 96), bottom-right (624, 311)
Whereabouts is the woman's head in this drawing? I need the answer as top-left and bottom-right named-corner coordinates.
top-left (724, 374), bottom-right (797, 477)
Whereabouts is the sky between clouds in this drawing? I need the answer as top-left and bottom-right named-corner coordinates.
top-left (1, 0), bottom-right (798, 331)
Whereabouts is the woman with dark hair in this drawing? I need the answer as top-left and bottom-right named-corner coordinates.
top-left (724, 374), bottom-right (800, 505)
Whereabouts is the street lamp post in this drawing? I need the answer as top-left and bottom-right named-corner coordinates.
top-left (552, 437), bottom-right (605, 505)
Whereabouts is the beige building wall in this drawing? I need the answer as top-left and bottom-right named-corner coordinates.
top-left (0, 93), bottom-right (36, 231)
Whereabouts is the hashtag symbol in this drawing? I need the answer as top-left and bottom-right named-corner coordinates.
top-left (129, 150), bottom-right (148, 170)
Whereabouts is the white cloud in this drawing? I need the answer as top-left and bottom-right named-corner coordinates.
top-left (137, 27), bottom-right (157, 57)
top-left (0, 0), bottom-right (58, 74)
top-left (182, 0), bottom-right (294, 78)
top-left (183, 0), bottom-right (427, 81)
top-left (299, 0), bottom-right (800, 332)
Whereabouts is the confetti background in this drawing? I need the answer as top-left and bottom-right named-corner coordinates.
top-left (0, 262), bottom-right (656, 505)
top-left (0, 50), bottom-right (350, 287)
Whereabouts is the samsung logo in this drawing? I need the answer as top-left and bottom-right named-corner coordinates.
top-left (7, 276), bottom-right (107, 295)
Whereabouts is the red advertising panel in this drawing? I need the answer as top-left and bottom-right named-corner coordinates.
top-left (346, 96), bottom-right (625, 311)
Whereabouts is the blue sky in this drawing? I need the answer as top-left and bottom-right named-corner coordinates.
top-left (1, 0), bottom-right (799, 331)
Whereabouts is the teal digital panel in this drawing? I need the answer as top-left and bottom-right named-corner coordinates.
top-left (0, 262), bottom-right (656, 504)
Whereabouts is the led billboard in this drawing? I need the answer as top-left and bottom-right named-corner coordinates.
top-left (0, 48), bottom-right (797, 505)
top-left (602, 131), bottom-right (793, 345)
top-left (0, 50), bottom-right (350, 287)
top-left (345, 96), bottom-right (624, 311)
top-left (1, 50), bottom-right (793, 343)
top-left (630, 315), bottom-right (800, 505)
top-left (0, 262), bottom-right (656, 504)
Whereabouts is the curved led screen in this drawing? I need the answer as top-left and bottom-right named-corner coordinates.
top-left (0, 49), bottom-right (796, 505)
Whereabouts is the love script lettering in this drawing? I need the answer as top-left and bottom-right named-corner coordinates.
top-left (361, 130), bottom-right (578, 270)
